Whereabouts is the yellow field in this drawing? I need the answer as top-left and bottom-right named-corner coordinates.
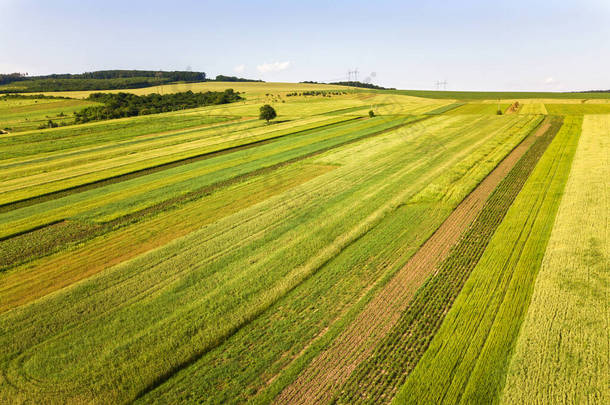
top-left (518, 103), bottom-right (547, 114)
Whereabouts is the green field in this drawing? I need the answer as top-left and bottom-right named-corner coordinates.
top-left (517, 102), bottom-right (548, 114)
top-left (0, 97), bottom-right (99, 132)
top-left (1, 82), bottom-right (608, 404)
top-left (393, 115), bottom-right (582, 404)
top-left (501, 114), bottom-right (609, 404)
top-left (545, 103), bottom-right (610, 115)
top-left (445, 103), bottom-right (511, 115)
top-left (386, 89), bottom-right (610, 100)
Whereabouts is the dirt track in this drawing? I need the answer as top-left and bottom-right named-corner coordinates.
top-left (274, 129), bottom-right (540, 404)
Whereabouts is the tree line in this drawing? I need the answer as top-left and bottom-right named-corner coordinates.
top-left (286, 90), bottom-right (347, 97)
top-left (214, 75), bottom-right (264, 82)
top-left (73, 89), bottom-right (241, 123)
top-left (0, 70), bottom-right (207, 93)
top-left (1, 70), bottom-right (205, 84)
top-left (300, 80), bottom-right (395, 90)
top-left (0, 93), bottom-right (70, 100)
top-left (0, 70), bottom-right (264, 93)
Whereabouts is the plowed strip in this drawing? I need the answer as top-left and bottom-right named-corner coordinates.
top-left (274, 124), bottom-right (544, 404)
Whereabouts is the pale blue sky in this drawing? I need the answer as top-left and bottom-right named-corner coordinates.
top-left (2, 0), bottom-right (609, 91)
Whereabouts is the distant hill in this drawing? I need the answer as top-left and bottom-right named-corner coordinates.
top-left (301, 80), bottom-right (395, 90)
top-left (0, 70), bottom-right (207, 93)
top-left (214, 75), bottom-right (264, 82)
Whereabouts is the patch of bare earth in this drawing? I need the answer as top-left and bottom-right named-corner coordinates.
top-left (534, 118), bottom-right (551, 136)
top-left (274, 131), bottom-right (540, 404)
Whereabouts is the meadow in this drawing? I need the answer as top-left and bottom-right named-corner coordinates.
top-left (0, 82), bottom-right (608, 404)
top-left (0, 97), bottom-right (99, 132)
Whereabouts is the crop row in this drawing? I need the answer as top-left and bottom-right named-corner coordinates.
top-left (263, 116), bottom-right (542, 405)
top-left (501, 114), bottom-right (609, 404)
top-left (331, 116), bottom-right (562, 404)
top-left (0, 110), bottom-right (234, 159)
top-left (393, 115), bottom-right (582, 404)
top-left (0, 115), bottom-right (354, 205)
top-left (0, 115), bottom-right (534, 404)
top-left (446, 103), bottom-right (511, 115)
top-left (424, 102), bottom-right (465, 115)
top-left (0, 115), bottom-right (414, 239)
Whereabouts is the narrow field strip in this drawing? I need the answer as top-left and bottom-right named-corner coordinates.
top-left (393, 116), bottom-right (582, 405)
top-left (332, 117), bottom-right (562, 404)
top-left (0, 164), bottom-right (335, 313)
top-left (424, 102), bottom-right (465, 115)
top-left (0, 115), bottom-right (534, 404)
top-left (137, 116), bottom-right (539, 404)
top-left (545, 104), bottom-right (610, 115)
top-left (518, 103), bottom-right (547, 115)
top-left (0, 112), bottom-right (233, 159)
top-left (446, 103), bottom-right (511, 115)
top-left (0, 116), bottom-right (356, 206)
top-left (0, 114), bottom-right (341, 178)
top-left (501, 114), bottom-right (609, 404)
top-left (273, 116), bottom-right (548, 405)
top-left (0, 116), bottom-right (414, 239)
top-left (0, 116), bottom-right (351, 213)
top-left (0, 116), bottom-right (254, 176)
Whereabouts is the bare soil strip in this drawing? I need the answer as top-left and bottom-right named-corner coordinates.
top-left (274, 122), bottom-right (547, 404)
top-left (534, 121), bottom-right (551, 136)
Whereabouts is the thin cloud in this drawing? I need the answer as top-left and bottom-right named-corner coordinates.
top-left (234, 64), bottom-right (245, 73)
top-left (257, 61), bottom-right (291, 73)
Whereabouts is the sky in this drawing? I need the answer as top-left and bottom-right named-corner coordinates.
top-left (1, 0), bottom-right (609, 91)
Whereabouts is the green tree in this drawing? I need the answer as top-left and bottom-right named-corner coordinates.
top-left (259, 104), bottom-right (277, 123)
top-left (368, 110), bottom-right (375, 118)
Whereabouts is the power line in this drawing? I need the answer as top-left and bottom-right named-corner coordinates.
top-left (347, 68), bottom-right (360, 82)
top-left (435, 80), bottom-right (448, 90)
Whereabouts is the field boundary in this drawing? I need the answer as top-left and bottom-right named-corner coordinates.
top-left (0, 116), bottom-right (428, 244)
top-left (332, 116), bottom-right (563, 404)
top-left (272, 116), bottom-right (558, 404)
top-left (0, 117), bottom-right (363, 214)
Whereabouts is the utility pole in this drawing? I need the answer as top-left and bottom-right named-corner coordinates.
top-left (435, 80), bottom-right (448, 90)
top-left (347, 68), bottom-right (359, 82)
